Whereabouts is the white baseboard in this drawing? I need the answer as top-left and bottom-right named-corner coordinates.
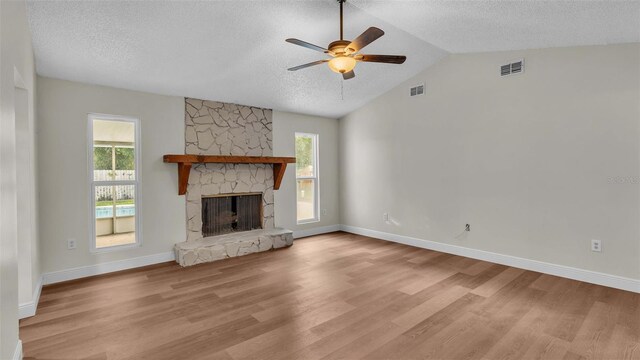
top-left (340, 225), bottom-right (640, 293)
top-left (36, 227), bottom-right (339, 287)
top-left (13, 340), bottom-right (22, 360)
top-left (33, 224), bottom-right (637, 313)
top-left (42, 251), bottom-right (175, 285)
top-left (19, 276), bottom-right (43, 319)
top-left (38, 227), bottom-right (339, 287)
top-left (293, 224), bottom-right (341, 239)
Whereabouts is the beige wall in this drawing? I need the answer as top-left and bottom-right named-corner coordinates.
top-left (37, 77), bottom-right (185, 273)
top-left (36, 79), bottom-right (342, 277)
top-left (33, 42), bottom-right (640, 316)
top-left (340, 43), bottom-right (640, 280)
top-left (1, 0), bottom-right (37, 357)
top-left (16, 84), bottom-right (38, 306)
top-left (272, 111), bottom-right (340, 235)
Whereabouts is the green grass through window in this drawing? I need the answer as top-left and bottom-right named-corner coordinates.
top-left (95, 199), bottom-right (134, 207)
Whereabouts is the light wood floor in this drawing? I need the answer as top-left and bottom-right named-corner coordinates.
top-left (20, 232), bottom-right (639, 360)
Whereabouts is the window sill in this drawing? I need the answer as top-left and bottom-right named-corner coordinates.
top-left (297, 218), bottom-right (320, 225)
top-left (91, 241), bottom-right (141, 254)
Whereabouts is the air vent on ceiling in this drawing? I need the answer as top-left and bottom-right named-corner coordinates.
top-left (500, 59), bottom-right (524, 77)
top-left (410, 83), bottom-right (425, 97)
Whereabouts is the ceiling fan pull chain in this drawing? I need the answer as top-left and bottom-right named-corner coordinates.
top-left (341, 79), bottom-right (344, 101)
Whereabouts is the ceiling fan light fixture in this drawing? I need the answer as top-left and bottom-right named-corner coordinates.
top-left (285, 0), bottom-right (406, 80)
top-left (328, 56), bottom-right (356, 74)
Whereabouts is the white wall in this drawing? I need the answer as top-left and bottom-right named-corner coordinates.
top-left (16, 85), bottom-right (38, 306)
top-left (340, 43), bottom-right (640, 281)
top-left (273, 111), bottom-right (340, 235)
top-left (36, 80), bottom-right (342, 277)
top-left (34, 42), bottom-right (639, 304)
top-left (1, 0), bottom-right (37, 357)
top-left (37, 77), bottom-right (185, 274)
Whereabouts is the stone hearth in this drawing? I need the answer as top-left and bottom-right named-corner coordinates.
top-left (174, 228), bottom-right (293, 266)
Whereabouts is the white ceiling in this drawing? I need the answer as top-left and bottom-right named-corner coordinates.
top-left (351, 0), bottom-right (640, 53)
top-left (27, 1), bottom-right (640, 118)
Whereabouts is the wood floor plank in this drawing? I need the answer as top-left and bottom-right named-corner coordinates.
top-left (19, 232), bottom-right (640, 360)
top-left (568, 301), bottom-right (619, 359)
top-left (519, 334), bottom-right (572, 360)
top-left (602, 325), bottom-right (640, 360)
top-left (319, 321), bottom-right (404, 360)
top-left (471, 266), bottom-right (526, 298)
top-left (398, 267), bottom-right (457, 295)
top-left (392, 285), bottom-right (469, 329)
top-left (480, 307), bottom-right (551, 360)
top-left (368, 293), bottom-right (485, 359)
top-left (226, 300), bottom-right (356, 359)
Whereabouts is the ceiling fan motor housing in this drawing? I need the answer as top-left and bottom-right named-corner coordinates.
top-left (328, 40), bottom-right (351, 55)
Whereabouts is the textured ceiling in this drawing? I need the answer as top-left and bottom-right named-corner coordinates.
top-left (26, 0), bottom-right (446, 118)
top-left (27, 1), bottom-right (640, 118)
top-left (350, 0), bottom-right (640, 53)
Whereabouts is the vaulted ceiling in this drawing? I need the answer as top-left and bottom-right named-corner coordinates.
top-left (26, 0), bottom-right (640, 118)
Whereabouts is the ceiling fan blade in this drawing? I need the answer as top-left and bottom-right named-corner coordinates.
top-left (286, 38), bottom-right (329, 54)
top-left (342, 70), bottom-right (355, 80)
top-left (345, 27), bottom-right (384, 54)
top-left (355, 54), bottom-right (406, 64)
top-left (287, 59), bottom-right (329, 71)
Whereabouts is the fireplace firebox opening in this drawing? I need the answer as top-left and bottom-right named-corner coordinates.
top-left (201, 193), bottom-right (263, 237)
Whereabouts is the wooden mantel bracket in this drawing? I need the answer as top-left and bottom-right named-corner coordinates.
top-left (163, 155), bottom-right (296, 195)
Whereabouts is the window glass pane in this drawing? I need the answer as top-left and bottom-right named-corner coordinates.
top-left (95, 185), bottom-right (136, 248)
top-left (295, 135), bottom-right (314, 177)
top-left (93, 119), bottom-right (135, 181)
top-left (93, 146), bottom-right (114, 180)
top-left (115, 146), bottom-right (135, 180)
top-left (296, 179), bottom-right (315, 221)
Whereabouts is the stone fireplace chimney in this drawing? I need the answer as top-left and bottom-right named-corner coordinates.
top-left (175, 98), bottom-right (292, 266)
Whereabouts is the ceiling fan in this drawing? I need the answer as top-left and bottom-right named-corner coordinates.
top-left (286, 0), bottom-right (406, 80)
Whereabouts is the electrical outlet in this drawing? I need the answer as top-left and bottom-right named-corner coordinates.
top-left (591, 239), bottom-right (602, 252)
top-left (383, 212), bottom-right (389, 222)
top-left (322, 209), bottom-right (327, 216)
top-left (67, 238), bottom-right (76, 250)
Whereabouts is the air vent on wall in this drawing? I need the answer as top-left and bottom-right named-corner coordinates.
top-left (500, 59), bottom-right (524, 77)
top-left (410, 83), bottom-right (424, 96)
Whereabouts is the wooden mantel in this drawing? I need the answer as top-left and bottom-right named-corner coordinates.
top-left (163, 155), bottom-right (296, 195)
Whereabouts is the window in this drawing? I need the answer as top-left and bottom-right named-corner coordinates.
top-left (295, 133), bottom-right (319, 223)
top-left (89, 114), bottom-right (140, 251)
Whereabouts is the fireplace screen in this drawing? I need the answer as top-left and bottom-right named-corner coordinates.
top-left (201, 193), bottom-right (262, 237)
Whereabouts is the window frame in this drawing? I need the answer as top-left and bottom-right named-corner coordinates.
top-left (295, 132), bottom-right (320, 224)
top-left (88, 113), bottom-right (142, 253)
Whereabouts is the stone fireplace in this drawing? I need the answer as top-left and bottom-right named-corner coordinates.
top-left (174, 98), bottom-right (293, 266)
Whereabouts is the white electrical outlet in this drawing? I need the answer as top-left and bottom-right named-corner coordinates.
top-left (383, 212), bottom-right (389, 222)
top-left (322, 209), bottom-right (327, 216)
top-left (591, 239), bottom-right (602, 252)
top-left (67, 238), bottom-right (77, 250)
